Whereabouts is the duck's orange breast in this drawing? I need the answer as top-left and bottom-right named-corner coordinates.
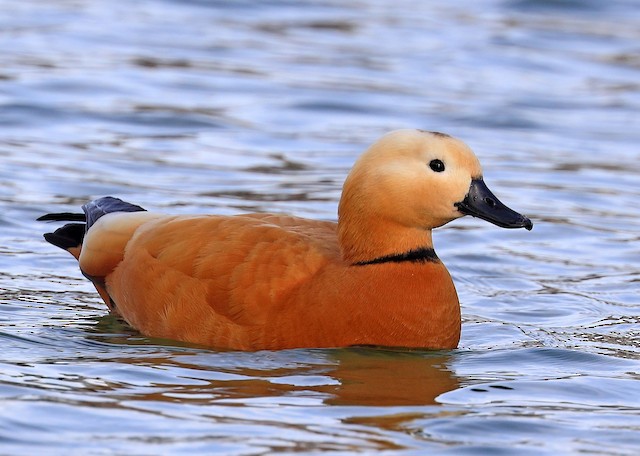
top-left (268, 260), bottom-right (461, 350)
top-left (102, 214), bottom-right (460, 350)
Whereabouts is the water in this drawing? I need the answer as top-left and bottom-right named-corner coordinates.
top-left (1, 0), bottom-right (639, 453)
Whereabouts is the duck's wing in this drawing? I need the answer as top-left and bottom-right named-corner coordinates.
top-left (103, 213), bottom-right (340, 347)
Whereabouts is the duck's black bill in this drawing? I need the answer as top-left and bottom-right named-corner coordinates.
top-left (455, 178), bottom-right (533, 230)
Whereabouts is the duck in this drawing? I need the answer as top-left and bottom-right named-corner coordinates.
top-left (39, 129), bottom-right (532, 351)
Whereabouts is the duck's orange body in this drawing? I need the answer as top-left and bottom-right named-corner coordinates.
top-left (40, 130), bottom-right (532, 351)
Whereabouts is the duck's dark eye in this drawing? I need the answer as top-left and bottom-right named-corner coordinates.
top-left (429, 159), bottom-right (445, 172)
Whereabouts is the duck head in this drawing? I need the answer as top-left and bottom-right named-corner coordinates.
top-left (338, 129), bottom-right (532, 263)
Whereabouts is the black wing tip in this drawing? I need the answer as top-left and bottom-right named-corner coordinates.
top-left (37, 212), bottom-right (86, 222)
top-left (39, 197), bottom-right (145, 251)
top-left (43, 223), bottom-right (86, 250)
top-left (38, 196), bottom-right (146, 226)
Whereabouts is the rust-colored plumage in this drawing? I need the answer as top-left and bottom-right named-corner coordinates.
top-left (40, 130), bottom-right (532, 351)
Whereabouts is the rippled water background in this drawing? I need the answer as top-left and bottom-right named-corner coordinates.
top-left (1, 0), bottom-right (639, 454)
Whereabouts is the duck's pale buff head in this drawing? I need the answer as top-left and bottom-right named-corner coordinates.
top-left (338, 129), bottom-right (532, 263)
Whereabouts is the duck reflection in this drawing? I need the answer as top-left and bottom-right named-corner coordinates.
top-left (320, 348), bottom-right (459, 406)
top-left (89, 316), bottom-right (459, 407)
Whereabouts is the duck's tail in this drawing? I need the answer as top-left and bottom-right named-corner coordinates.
top-left (39, 197), bottom-right (148, 313)
top-left (38, 196), bottom-right (146, 258)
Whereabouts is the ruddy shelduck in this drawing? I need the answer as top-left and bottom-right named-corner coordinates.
top-left (40, 129), bottom-right (532, 351)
